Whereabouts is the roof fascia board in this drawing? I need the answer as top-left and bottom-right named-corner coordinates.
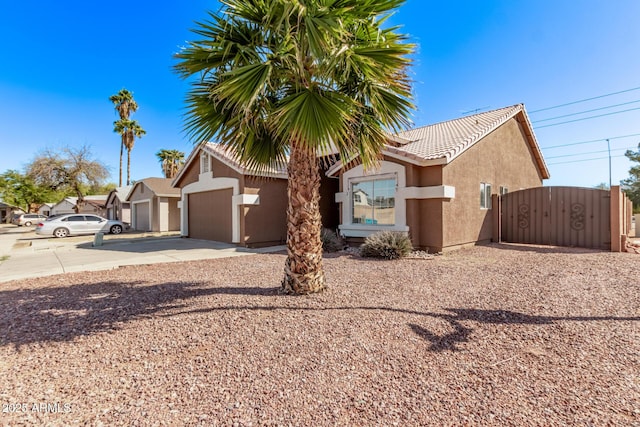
top-left (514, 110), bottom-right (551, 179)
top-left (171, 142), bottom-right (204, 187)
top-left (205, 144), bottom-right (288, 180)
top-left (382, 149), bottom-right (447, 166)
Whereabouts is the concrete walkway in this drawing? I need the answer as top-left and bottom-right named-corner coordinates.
top-left (0, 225), bottom-right (285, 283)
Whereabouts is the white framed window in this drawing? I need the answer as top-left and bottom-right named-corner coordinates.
top-left (480, 182), bottom-right (492, 209)
top-left (351, 177), bottom-right (396, 225)
top-left (200, 152), bottom-right (210, 174)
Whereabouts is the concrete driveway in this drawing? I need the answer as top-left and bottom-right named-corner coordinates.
top-left (0, 224), bottom-right (284, 283)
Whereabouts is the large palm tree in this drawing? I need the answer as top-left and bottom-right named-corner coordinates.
top-left (175, 0), bottom-right (414, 294)
top-left (156, 149), bottom-right (185, 179)
top-left (109, 89), bottom-right (139, 186)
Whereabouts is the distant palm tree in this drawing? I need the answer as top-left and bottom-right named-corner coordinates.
top-left (123, 120), bottom-right (146, 185)
top-left (175, 0), bottom-right (414, 294)
top-left (113, 119), bottom-right (146, 185)
top-left (112, 119), bottom-right (129, 185)
top-left (109, 89), bottom-right (139, 186)
top-left (156, 149), bottom-right (185, 179)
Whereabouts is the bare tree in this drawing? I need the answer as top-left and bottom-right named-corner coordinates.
top-left (26, 146), bottom-right (109, 213)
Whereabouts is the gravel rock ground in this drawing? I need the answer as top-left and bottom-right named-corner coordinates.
top-left (1, 243), bottom-right (638, 426)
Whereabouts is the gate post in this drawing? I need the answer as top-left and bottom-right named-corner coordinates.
top-left (610, 186), bottom-right (622, 252)
top-left (492, 194), bottom-right (501, 243)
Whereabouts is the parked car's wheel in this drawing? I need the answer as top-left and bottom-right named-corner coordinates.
top-left (110, 225), bottom-right (123, 235)
top-left (53, 228), bottom-right (69, 238)
top-left (24, 221), bottom-right (32, 226)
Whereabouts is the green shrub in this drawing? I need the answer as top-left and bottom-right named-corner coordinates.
top-left (360, 231), bottom-right (413, 260)
top-left (321, 228), bottom-right (344, 252)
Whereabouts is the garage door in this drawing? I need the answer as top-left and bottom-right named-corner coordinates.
top-left (188, 189), bottom-right (233, 242)
top-left (134, 202), bottom-right (150, 231)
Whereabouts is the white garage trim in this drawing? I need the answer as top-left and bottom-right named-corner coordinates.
top-left (131, 199), bottom-right (151, 231)
top-left (158, 197), bottom-right (169, 232)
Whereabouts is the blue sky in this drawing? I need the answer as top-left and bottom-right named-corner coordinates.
top-left (1, 0), bottom-right (639, 189)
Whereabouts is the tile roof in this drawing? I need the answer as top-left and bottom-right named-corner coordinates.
top-left (138, 177), bottom-right (181, 197)
top-left (59, 195), bottom-right (108, 206)
top-left (389, 104), bottom-right (527, 162)
top-left (202, 142), bottom-right (289, 178)
top-left (175, 104), bottom-right (550, 183)
top-left (326, 104), bottom-right (549, 179)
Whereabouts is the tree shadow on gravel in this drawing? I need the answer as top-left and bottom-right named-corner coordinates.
top-left (0, 281), bottom-right (280, 348)
top-left (157, 305), bottom-right (640, 352)
top-left (410, 308), bottom-right (640, 351)
top-left (2, 281), bottom-right (638, 351)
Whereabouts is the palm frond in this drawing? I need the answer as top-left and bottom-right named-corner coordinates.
top-left (176, 0), bottom-right (415, 172)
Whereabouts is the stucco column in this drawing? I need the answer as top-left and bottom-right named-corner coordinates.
top-left (610, 185), bottom-right (621, 252)
top-left (491, 194), bottom-right (501, 243)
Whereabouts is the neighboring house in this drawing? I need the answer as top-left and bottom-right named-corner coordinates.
top-left (50, 196), bottom-right (108, 217)
top-left (50, 198), bottom-right (76, 215)
top-left (38, 203), bottom-right (54, 217)
top-left (0, 202), bottom-right (24, 224)
top-left (105, 186), bottom-right (132, 225)
top-left (127, 178), bottom-right (180, 232)
top-left (326, 104), bottom-right (550, 252)
top-left (172, 143), bottom-right (339, 247)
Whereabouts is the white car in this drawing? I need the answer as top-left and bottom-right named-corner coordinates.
top-left (12, 213), bottom-right (49, 226)
top-left (35, 214), bottom-right (125, 238)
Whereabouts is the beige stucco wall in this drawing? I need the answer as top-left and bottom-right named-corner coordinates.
top-left (129, 184), bottom-right (181, 232)
top-left (152, 197), bottom-right (160, 231)
top-left (175, 149), bottom-right (246, 190)
top-left (168, 198), bottom-right (180, 231)
top-left (174, 155), bottom-right (201, 188)
top-left (128, 184), bottom-right (149, 202)
top-left (403, 161), bottom-right (445, 250)
top-left (441, 117), bottom-right (544, 250)
top-left (243, 176), bottom-right (288, 247)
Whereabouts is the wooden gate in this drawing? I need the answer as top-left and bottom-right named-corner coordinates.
top-left (500, 187), bottom-right (611, 250)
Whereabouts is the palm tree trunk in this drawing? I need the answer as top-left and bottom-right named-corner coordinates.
top-left (127, 148), bottom-right (131, 186)
top-left (119, 139), bottom-right (124, 187)
top-left (281, 141), bottom-right (326, 294)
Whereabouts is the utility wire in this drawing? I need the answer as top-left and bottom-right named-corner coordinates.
top-left (531, 99), bottom-right (640, 123)
top-left (547, 154), bottom-right (626, 166)
top-left (541, 132), bottom-right (640, 150)
top-left (534, 107), bottom-right (640, 129)
top-left (529, 86), bottom-right (640, 114)
top-left (545, 146), bottom-right (636, 159)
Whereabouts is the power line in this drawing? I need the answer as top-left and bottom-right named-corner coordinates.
top-left (545, 146), bottom-right (636, 159)
top-left (547, 154), bottom-right (626, 166)
top-left (534, 107), bottom-right (640, 129)
top-left (541, 132), bottom-right (640, 150)
top-left (531, 99), bottom-right (640, 123)
top-left (529, 86), bottom-right (640, 114)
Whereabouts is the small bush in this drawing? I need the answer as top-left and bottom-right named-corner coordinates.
top-left (321, 228), bottom-right (344, 252)
top-left (360, 231), bottom-right (413, 260)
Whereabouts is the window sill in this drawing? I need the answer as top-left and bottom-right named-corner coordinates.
top-left (338, 224), bottom-right (409, 238)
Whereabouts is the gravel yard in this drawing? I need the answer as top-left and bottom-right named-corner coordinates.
top-left (1, 243), bottom-right (638, 426)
